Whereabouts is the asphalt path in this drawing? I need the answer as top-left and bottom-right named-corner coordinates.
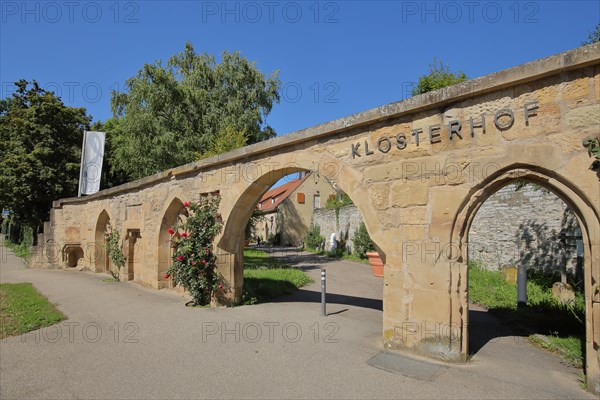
top-left (0, 242), bottom-right (594, 399)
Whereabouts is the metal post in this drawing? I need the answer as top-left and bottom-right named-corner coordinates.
top-left (321, 268), bottom-right (326, 317)
top-left (517, 263), bottom-right (527, 307)
top-left (77, 131), bottom-right (87, 197)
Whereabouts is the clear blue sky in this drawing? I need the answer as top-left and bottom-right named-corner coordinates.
top-left (1, 1), bottom-right (599, 137)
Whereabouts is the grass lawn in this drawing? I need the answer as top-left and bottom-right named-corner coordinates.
top-left (304, 247), bottom-right (370, 265)
top-left (243, 248), bottom-right (291, 269)
top-left (242, 248), bottom-right (314, 305)
top-left (0, 283), bottom-right (66, 339)
top-left (468, 261), bottom-right (585, 368)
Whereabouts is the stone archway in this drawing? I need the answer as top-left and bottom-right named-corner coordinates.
top-left (217, 155), bottom-right (383, 303)
top-left (157, 198), bottom-right (187, 289)
top-left (450, 165), bottom-right (600, 391)
top-left (94, 210), bottom-right (112, 273)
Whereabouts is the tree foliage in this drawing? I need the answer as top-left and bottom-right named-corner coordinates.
top-left (0, 80), bottom-right (90, 237)
top-left (201, 125), bottom-right (248, 160)
top-left (304, 224), bottom-right (325, 251)
top-left (583, 137), bottom-right (600, 171)
top-left (582, 23), bottom-right (600, 45)
top-left (325, 192), bottom-right (353, 209)
top-left (245, 208), bottom-right (265, 240)
top-left (110, 42), bottom-right (280, 181)
top-left (411, 58), bottom-right (468, 96)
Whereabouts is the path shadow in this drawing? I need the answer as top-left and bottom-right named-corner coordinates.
top-left (468, 307), bottom-right (515, 356)
top-left (273, 288), bottom-right (383, 311)
top-left (468, 303), bottom-right (585, 366)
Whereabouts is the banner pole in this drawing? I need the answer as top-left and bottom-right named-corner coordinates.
top-left (78, 130), bottom-right (87, 197)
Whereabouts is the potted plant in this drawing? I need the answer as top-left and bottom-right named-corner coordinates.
top-left (353, 222), bottom-right (383, 277)
top-left (365, 251), bottom-right (384, 277)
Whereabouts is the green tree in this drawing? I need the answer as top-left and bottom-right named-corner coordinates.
top-left (353, 222), bottom-right (375, 259)
top-left (325, 192), bottom-right (353, 209)
top-left (304, 224), bottom-right (325, 251)
top-left (0, 80), bottom-right (91, 240)
top-left (582, 23), bottom-right (600, 45)
top-left (200, 125), bottom-right (248, 160)
top-left (411, 58), bottom-right (468, 96)
top-left (244, 208), bottom-right (265, 240)
top-left (110, 42), bottom-right (280, 181)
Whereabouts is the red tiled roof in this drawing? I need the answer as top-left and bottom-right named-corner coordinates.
top-left (257, 174), bottom-right (308, 212)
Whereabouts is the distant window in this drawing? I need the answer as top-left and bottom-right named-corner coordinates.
top-left (258, 202), bottom-right (262, 208)
top-left (313, 194), bottom-right (320, 209)
top-left (297, 193), bottom-right (305, 204)
top-left (272, 198), bottom-right (275, 204)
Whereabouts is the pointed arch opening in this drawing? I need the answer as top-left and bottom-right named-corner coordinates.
top-left (94, 210), bottom-right (112, 273)
top-left (158, 198), bottom-right (187, 289)
top-left (450, 164), bottom-right (599, 390)
top-left (218, 161), bottom-right (385, 334)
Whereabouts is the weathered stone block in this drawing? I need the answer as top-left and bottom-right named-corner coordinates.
top-left (566, 104), bottom-right (600, 129)
top-left (368, 183), bottom-right (390, 210)
top-left (552, 282), bottom-right (575, 304)
top-left (391, 180), bottom-right (429, 207)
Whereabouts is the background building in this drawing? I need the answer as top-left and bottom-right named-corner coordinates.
top-left (254, 172), bottom-right (337, 246)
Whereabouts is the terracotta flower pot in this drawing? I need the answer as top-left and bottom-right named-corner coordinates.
top-left (244, 239), bottom-right (250, 247)
top-left (366, 251), bottom-right (384, 277)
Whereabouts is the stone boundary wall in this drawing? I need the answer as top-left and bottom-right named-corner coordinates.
top-left (313, 186), bottom-right (580, 273)
top-left (312, 206), bottom-right (363, 252)
top-left (468, 183), bottom-right (580, 271)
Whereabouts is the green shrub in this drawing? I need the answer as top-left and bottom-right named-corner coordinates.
top-left (166, 195), bottom-right (224, 306)
top-left (353, 222), bottom-right (375, 259)
top-left (106, 230), bottom-right (125, 281)
top-left (267, 232), bottom-right (280, 246)
top-left (4, 223), bottom-right (34, 259)
top-left (304, 224), bottom-right (324, 250)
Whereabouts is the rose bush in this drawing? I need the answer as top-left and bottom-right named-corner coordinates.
top-left (166, 195), bottom-right (224, 306)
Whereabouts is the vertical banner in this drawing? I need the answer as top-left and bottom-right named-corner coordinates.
top-left (78, 131), bottom-right (106, 196)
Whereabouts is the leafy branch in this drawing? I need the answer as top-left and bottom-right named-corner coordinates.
top-left (582, 137), bottom-right (600, 171)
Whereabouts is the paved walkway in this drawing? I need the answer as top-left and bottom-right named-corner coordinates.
top-left (0, 242), bottom-right (594, 399)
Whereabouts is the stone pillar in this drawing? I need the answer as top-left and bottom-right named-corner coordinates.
top-left (588, 239), bottom-right (600, 395)
top-left (215, 243), bottom-right (243, 305)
